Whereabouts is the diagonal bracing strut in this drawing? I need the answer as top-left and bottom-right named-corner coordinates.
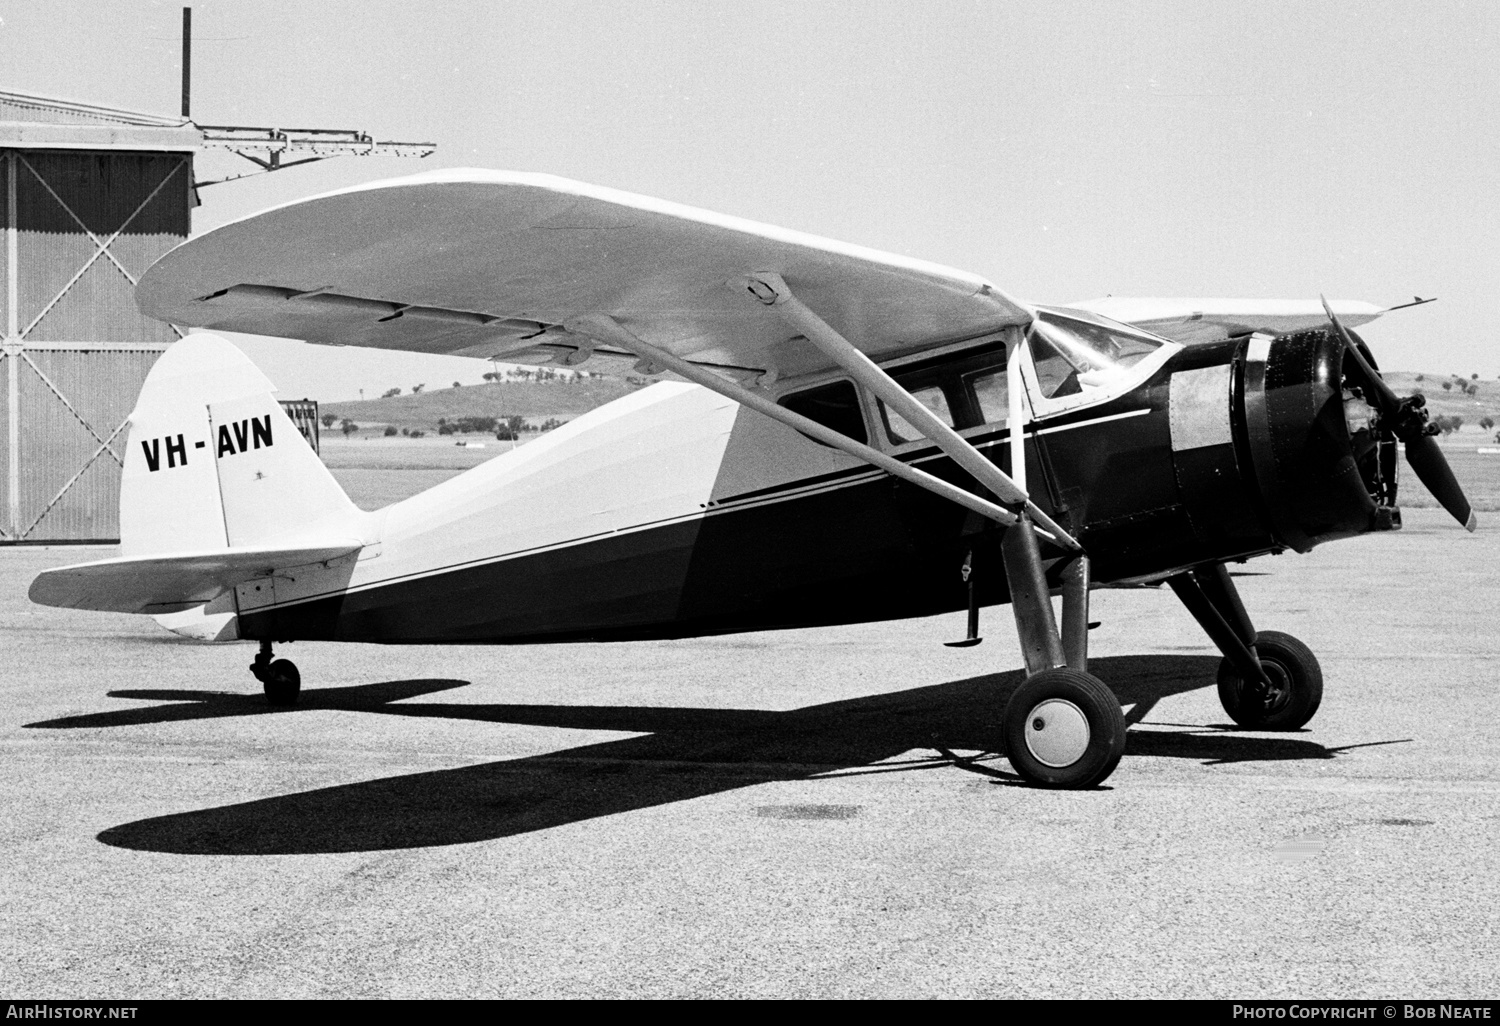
top-left (738, 272), bottom-right (1079, 553)
top-left (568, 270), bottom-right (1089, 677)
top-left (566, 314), bottom-right (1025, 531)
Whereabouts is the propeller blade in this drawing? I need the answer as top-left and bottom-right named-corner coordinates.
top-left (1320, 295), bottom-right (1400, 415)
top-left (1319, 295), bottom-right (1475, 532)
top-left (1405, 432), bottom-right (1478, 532)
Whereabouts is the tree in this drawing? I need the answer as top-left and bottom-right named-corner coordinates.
top-left (1415, 374), bottom-right (1424, 382)
top-left (1442, 381), bottom-right (1453, 391)
top-left (340, 418), bottom-right (358, 436)
top-left (383, 425), bottom-right (398, 436)
top-left (1473, 373), bottom-right (1480, 380)
top-left (1479, 416), bottom-right (1494, 432)
top-left (411, 383), bottom-right (425, 394)
top-left (382, 387), bottom-right (401, 398)
top-left (453, 381), bottom-right (462, 388)
top-left (321, 413), bottom-right (336, 428)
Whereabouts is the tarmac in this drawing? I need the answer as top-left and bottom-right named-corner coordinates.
top-left (2, 508), bottom-right (1497, 998)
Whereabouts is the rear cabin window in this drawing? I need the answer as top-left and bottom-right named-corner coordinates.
top-left (778, 380), bottom-right (867, 445)
top-left (878, 345), bottom-right (1008, 444)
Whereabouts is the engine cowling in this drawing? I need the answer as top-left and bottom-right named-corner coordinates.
top-left (1242, 328), bottom-right (1401, 552)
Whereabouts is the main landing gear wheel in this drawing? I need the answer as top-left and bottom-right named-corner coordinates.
top-left (1217, 629), bottom-right (1322, 731)
top-left (1002, 668), bottom-right (1127, 789)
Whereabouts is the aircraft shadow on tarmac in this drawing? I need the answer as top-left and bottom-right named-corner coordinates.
top-left (30, 654), bottom-right (1403, 856)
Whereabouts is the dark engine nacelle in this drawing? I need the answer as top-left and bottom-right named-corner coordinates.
top-left (1242, 328), bottom-right (1400, 552)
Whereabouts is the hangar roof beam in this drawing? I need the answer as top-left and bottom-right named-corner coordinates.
top-left (196, 126), bottom-right (436, 186)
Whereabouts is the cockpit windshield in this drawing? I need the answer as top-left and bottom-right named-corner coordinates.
top-left (1027, 310), bottom-right (1165, 399)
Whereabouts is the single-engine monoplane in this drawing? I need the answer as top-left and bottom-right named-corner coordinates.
top-left (30, 170), bottom-right (1473, 788)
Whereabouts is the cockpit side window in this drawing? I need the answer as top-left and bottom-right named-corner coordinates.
top-left (778, 380), bottom-right (867, 446)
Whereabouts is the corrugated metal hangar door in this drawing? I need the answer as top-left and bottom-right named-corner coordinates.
top-left (2, 150), bottom-right (187, 542)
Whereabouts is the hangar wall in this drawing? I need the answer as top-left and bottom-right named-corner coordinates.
top-left (1, 93), bottom-right (198, 543)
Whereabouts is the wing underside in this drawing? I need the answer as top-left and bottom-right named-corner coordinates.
top-left (1063, 297), bottom-right (1386, 344)
top-left (137, 169), bottom-right (1033, 380)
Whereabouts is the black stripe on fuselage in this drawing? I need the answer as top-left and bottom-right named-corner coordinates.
top-left (239, 469), bottom-right (984, 644)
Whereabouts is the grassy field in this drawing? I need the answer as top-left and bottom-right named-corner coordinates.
top-left (320, 436), bottom-right (506, 510)
top-left (1393, 439), bottom-right (1500, 513)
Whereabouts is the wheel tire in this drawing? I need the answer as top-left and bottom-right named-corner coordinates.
top-left (1002, 668), bottom-right (1127, 789)
top-left (262, 659), bottom-right (301, 707)
top-left (1217, 630), bottom-right (1322, 730)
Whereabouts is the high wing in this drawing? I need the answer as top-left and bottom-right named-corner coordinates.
top-left (29, 542), bottom-right (363, 614)
top-left (1062, 296), bottom-right (1386, 345)
top-left (137, 169), bottom-right (1032, 380)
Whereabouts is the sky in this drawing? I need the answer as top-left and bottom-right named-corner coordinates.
top-left (3, 0), bottom-right (1497, 399)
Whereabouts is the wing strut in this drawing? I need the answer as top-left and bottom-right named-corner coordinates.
top-left (733, 272), bottom-right (1092, 679)
top-left (737, 272), bottom-right (1081, 554)
top-left (565, 315), bottom-right (1024, 530)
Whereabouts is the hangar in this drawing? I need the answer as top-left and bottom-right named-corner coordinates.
top-left (0, 90), bottom-right (195, 542)
top-left (0, 85), bottom-right (433, 543)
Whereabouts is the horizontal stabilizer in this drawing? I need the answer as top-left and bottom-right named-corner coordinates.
top-left (30, 542), bottom-right (363, 614)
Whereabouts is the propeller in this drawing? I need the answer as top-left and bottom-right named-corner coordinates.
top-left (1320, 296), bottom-right (1476, 532)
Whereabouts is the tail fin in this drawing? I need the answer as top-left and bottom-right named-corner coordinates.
top-left (121, 333), bottom-right (361, 557)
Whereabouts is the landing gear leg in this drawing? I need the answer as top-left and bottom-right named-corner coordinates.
top-left (999, 516), bottom-right (1125, 788)
top-left (250, 640), bottom-right (301, 707)
top-left (1168, 564), bottom-right (1322, 730)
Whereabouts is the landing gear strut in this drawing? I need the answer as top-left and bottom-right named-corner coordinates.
top-left (998, 518), bottom-right (1126, 788)
top-left (1168, 564), bottom-right (1322, 730)
top-left (1216, 630), bottom-right (1322, 731)
top-left (250, 640), bottom-right (301, 706)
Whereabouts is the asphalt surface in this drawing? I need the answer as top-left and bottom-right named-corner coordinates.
top-left (2, 508), bottom-right (1497, 998)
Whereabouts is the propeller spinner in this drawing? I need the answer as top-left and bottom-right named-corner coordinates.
top-left (1320, 295), bottom-right (1476, 532)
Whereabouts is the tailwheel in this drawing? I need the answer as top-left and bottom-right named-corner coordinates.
top-left (1217, 630), bottom-right (1321, 731)
top-left (250, 640), bottom-right (301, 707)
top-left (1002, 668), bottom-right (1126, 789)
top-left (261, 660), bottom-right (301, 706)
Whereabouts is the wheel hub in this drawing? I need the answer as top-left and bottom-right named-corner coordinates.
top-left (1023, 698), bottom-right (1091, 768)
top-left (1258, 660), bottom-right (1292, 713)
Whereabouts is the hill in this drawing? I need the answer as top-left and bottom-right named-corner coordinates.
top-left (321, 377), bottom-right (647, 431)
top-left (315, 367), bottom-right (1500, 443)
top-left (1381, 372), bottom-right (1498, 437)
